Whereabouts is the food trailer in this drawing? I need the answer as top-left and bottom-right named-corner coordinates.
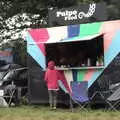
top-left (26, 20), bottom-right (120, 105)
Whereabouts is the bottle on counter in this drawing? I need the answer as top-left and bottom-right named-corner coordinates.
top-left (87, 58), bottom-right (91, 66)
top-left (96, 56), bottom-right (104, 66)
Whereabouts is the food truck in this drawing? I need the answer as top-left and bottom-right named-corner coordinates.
top-left (26, 20), bottom-right (120, 105)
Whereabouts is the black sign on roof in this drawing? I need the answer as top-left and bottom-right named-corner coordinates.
top-left (48, 2), bottom-right (107, 26)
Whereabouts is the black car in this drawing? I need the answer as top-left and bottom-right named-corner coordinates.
top-left (0, 64), bottom-right (28, 106)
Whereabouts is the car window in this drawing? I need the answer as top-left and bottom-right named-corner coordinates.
top-left (3, 70), bottom-right (15, 81)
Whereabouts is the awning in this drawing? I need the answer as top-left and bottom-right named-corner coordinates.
top-left (45, 33), bottom-right (102, 44)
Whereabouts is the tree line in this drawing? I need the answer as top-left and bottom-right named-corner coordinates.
top-left (0, 0), bottom-right (120, 65)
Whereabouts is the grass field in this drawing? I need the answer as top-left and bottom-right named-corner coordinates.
top-left (0, 105), bottom-right (120, 120)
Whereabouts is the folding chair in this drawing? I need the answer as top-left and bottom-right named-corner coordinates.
top-left (90, 78), bottom-right (112, 103)
top-left (105, 87), bottom-right (120, 111)
top-left (3, 84), bottom-right (17, 106)
top-left (90, 78), bottom-right (120, 110)
top-left (71, 81), bottom-right (90, 110)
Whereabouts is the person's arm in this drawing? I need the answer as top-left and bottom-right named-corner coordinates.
top-left (44, 71), bottom-right (48, 83)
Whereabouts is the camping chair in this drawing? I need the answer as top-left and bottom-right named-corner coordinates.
top-left (3, 84), bottom-right (17, 106)
top-left (105, 87), bottom-right (120, 111)
top-left (90, 78), bottom-right (112, 103)
top-left (71, 81), bottom-right (90, 111)
top-left (90, 78), bottom-right (120, 110)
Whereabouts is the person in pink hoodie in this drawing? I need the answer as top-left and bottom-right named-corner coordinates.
top-left (44, 61), bottom-right (60, 109)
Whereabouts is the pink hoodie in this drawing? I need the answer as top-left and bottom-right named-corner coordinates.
top-left (44, 61), bottom-right (60, 90)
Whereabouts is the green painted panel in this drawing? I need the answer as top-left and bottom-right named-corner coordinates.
top-left (77, 70), bottom-right (86, 82)
top-left (79, 22), bottom-right (102, 38)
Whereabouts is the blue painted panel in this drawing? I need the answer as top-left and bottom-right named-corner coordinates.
top-left (26, 33), bottom-right (46, 69)
top-left (68, 24), bottom-right (80, 38)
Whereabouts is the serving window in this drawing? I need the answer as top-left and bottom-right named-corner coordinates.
top-left (45, 35), bottom-right (104, 69)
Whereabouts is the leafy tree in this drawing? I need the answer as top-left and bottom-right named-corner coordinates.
top-left (0, 0), bottom-right (119, 45)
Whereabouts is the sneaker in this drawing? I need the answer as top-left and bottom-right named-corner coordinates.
top-left (53, 107), bottom-right (56, 110)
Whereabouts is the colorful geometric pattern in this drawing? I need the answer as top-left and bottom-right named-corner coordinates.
top-left (26, 20), bottom-right (120, 94)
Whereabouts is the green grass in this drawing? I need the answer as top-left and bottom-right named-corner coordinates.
top-left (0, 105), bottom-right (120, 120)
